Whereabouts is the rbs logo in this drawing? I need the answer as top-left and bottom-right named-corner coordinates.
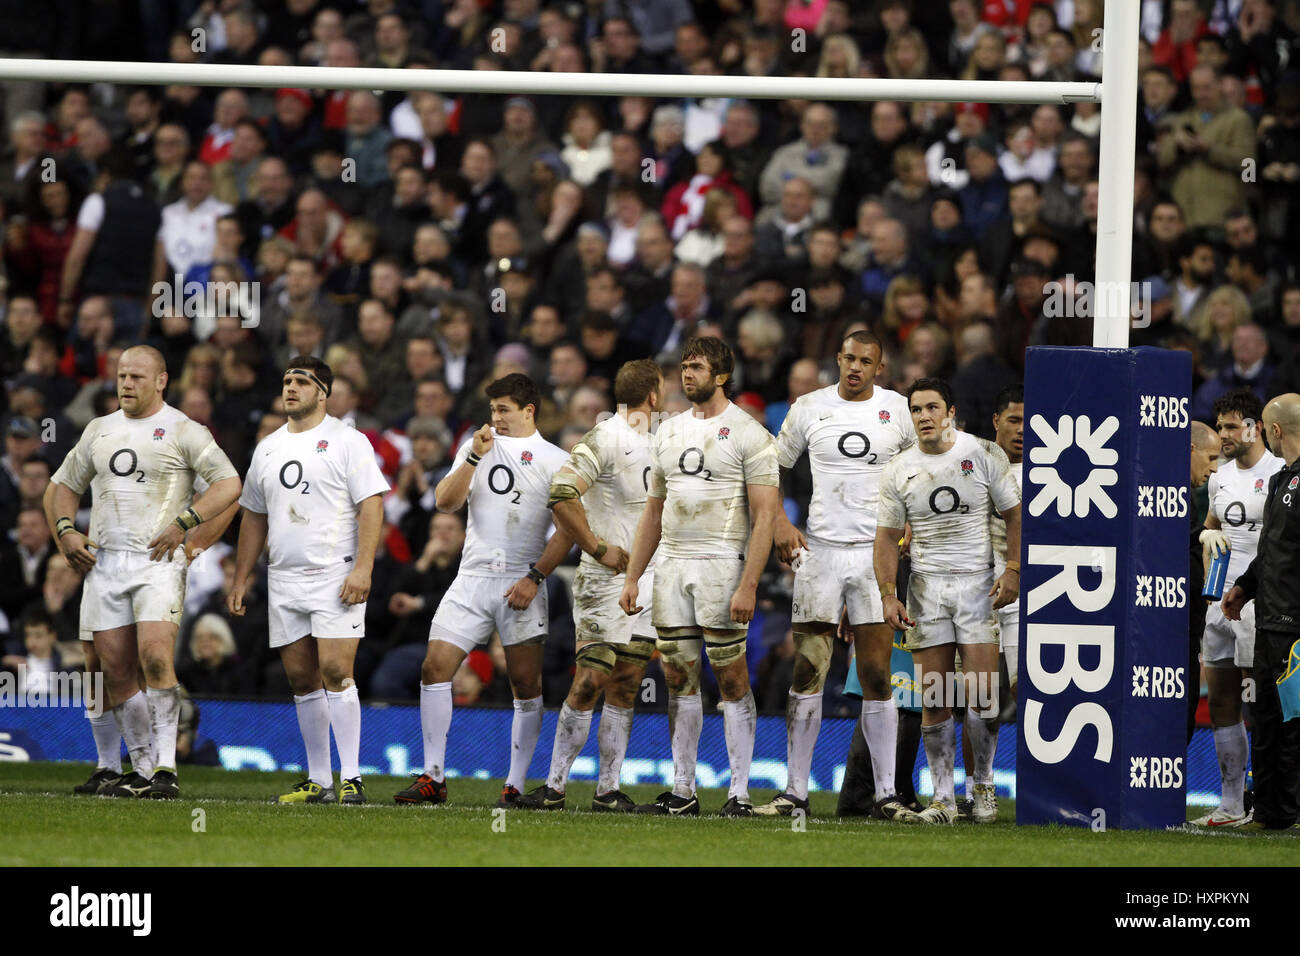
top-left (1136, 485), bottom-right (1187, 518)
top-left (1134, 575), bottom-right (1186, 608)
top-left (1138, 394), bottom-right (1189, 428)
top-left (1130, 665), bottom-right (1185, 698)
top-left (1128, 755), bottom-right (1184, 789)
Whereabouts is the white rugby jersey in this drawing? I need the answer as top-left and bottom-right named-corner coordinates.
top-left (239, 415), bottom-right (390, 579)
top-left (563, 413), bottom-right (656, 574)
top-left (877, 431), bottom-right (1020, 575)
top-left (52, 405), bottom-right (238, 554)
top-left (1209, 450), bottom-right (1285, 586)
top-left (990, 459), bottom-right (1023, 576)
top-left (649, 402), bottom-right (779, 560)
top-left (775, 384), bottom-right (915, 546)
top-left (452, 429), bottom-right (567, 577)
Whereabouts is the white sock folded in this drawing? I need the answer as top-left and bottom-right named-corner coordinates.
top-left (420, 682), bottom-right (452, 780)
top-left (294, 688), bottom-right (333, 788)
top-left (668, 693), bottom-right (702, 799)
top-left (507, 695), bottom-right (544, 791)
top-left (89, 709), bottom-right (122, 774)
top-left (326, 684), bottom-right (362, 781)
top-left (723, 690), bottom-right (757, 802)
top-left (596, 703), bottom-right (634, 795)
top-left (860, 697), bottom-right (899, 799)
top-left (114, 690), bottom-right (154, 779)
top-left (785, 691), bottom-right (822, 801)
top-left (546, 702), bottom-right (593, 792)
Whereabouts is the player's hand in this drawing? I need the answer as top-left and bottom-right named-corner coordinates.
top-left (1222, 585), bottom-right (1247, 622)
top-left (883, 595), bottom-right (914, 631)
top-left (620, 581), bottom-right (641, 615)
top-left (597, 544), bottom-right (628, 573)
top-left (227, 583), bottom-right (247, 617)
top-left (505, 576), bottom-right (538, 611)
top-left (339, 567), bottom-right (372, 606)
top-left (1199, 528), bottom-right (1229, 568)
top-left (59, 531), bottom-right (98, 573)
top-left (730, 582), bottom-right (757, 625)
top-left (990, 571), bottom-right (1019, 610)
top-left (471, 424), bottom-right (495, 457)
top-left (773, 518), bottom-right (807, 564)
top-left (148, 523), bottom-right (186, 562)
top-left (389, 592), bottom-right (423, 616)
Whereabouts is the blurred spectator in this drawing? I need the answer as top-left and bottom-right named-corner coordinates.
top-left (754, 176), bottom-right (815, 267)
top-left (0, 506), bottom-right (50, 621)
top-left (758, 103), bottom-right (847, 222)
top-left (1197, 284), bottom-right (1253, 375)
top-left (1192, 323), bottom-right (1275, 423)
top-left (951, 322), bottom-right (1017, 440)
top-left (0, 606), bottom-right (77, 697)
top-left (177, 614), bottom-right (253, 695)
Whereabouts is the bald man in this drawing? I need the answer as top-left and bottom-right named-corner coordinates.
top-left (1222, 394), bottom-right (1300, 831)
top-left (45, 346), bottom-right (242, 799)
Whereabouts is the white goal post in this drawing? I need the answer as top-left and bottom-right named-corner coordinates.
top-left (0, 0), bottom-right (1137, 347)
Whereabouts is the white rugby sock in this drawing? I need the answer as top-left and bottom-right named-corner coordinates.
top-left (89, 710), bottom-right (122, 773)
top-left (326, 684), bottom-right (362, 781)
top-left (114, 691), bottom-right (154, 778)
top-left (861, 697), bottom-right (899, 799)
top-left (420, 682), bottom-right (452, 780)
top-left (146, 684), bottom-right (182, 772)
top-left (546, 703), bottom-right (592, 792)
top-left (507, 695), bottom-right (544, 791)
top-left (1214, 720), bottom-right (1248, 815)
top-left (965, 710), bottom-right (998, 787)
top-left (785, 691), bottom-right (822, 801)
top-left (596, 703), bottom-right (633, 795)
top-left (921, 717), bottom-right (956, 809)
top-left (723, 690), bottom-right (757, 802)
top-left (294, 689), bottom-right (333, 788)
top-left (668, 693), bottom-right (702, 798)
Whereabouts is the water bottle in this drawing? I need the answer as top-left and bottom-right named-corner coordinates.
top-left (1202, 547), bottom-right (1230, 600)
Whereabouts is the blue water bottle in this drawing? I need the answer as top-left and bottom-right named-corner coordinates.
top-left (1203, 547), bottom-right (1230, 600)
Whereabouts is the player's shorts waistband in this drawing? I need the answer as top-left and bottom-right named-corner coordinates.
top-left (804, 536), bottom-right (873, 550)
top-left (269, 559), bottom-right (355, 581)
top-left (910, 565), bottom-right (994, 577)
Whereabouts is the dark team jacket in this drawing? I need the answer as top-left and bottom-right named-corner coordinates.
top-left (1234, 454), bottom-right (1300, 635)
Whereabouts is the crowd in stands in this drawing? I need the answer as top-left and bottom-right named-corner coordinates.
top-left (2, 0), bottom-right (1299, 716)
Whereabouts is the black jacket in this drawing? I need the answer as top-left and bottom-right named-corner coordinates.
top-left (1235, 455), bottom-right (1300, 634)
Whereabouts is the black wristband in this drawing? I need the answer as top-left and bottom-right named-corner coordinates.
top-left (56, 517), bottom-right (76, 538)
top-left (466, 451), bottom-right (482, 467)
top-left (527, 565), bottom-right (546, 585)
top-left (174, 507), bottom-right (203, 532)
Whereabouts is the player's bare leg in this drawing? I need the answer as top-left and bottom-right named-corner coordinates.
top-left (1198, 665), bottom-right (1250, 824)
top-left (96, 624), bottom-right (155, 794)
top-left (75, 642), bottom-right (125, 794)
top-left (708, 628), bottom-right (757, 816)
top-left (277, 636), bottom-right (337, 803)
top-left (396, 639), bottom-right (467, 804)
top-left (499, 641), bottom-right (545, 805)
top-left (954, 642), bottom-right (1001, 823)
top-left (634, 633), bottom-right (703, 815)
top-left (908, 643), bottom-right (959, 823)
top-left (520, 641), bottom-right (647, 810)
top-left (756, 623), bottom-right (832, 815)
top-left (854, 622), bottom-right (909, 818)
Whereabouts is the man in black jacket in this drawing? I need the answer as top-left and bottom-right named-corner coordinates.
top-left (1223, 392), bottom-right (1300, 831)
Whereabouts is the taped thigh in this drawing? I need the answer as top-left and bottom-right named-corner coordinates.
top-left (656, 636), bottom-right (702, 695)
top-left (704, 631), bottom-right (747, 669)
top-left (613, 635), bottom-right (655, 667)
top-left (791, 629), bottom-right (834, 694)
top-left (575, 642), bottom-right (618, 674)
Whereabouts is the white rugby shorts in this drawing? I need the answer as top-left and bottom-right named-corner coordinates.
top-left (267, 567), bottom-right (365, 649)
top-left (1202, 600), bottom-right (1255, 669)
top-left (428, 572), bottom-right (550, 652)
top-left (791, 543), bottom-right (883, 626)
top-left (904, 569), bottom-right (997, 650)
top-left (574, 565), bottom-right (655, 644)
top-left (81, 547), bottom-right (188, 631)
top-left (651, 555), bottom-right (746, 633)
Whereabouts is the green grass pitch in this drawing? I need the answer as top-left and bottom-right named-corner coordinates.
top-left (1, 762), bottom-right (1294, 866)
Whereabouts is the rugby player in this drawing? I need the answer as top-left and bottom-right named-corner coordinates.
top-left (1195, 388), bottom-right (1281, 827)
top-left (989, 385), bottom-right (1024, 699)
top-left (517, 359), bottom-right (663, 812)
top-left (620, 337), bottom-right (780, 816)
top-left (757, 330), bottom-right (915, 818)
top-left (46, 345), bottom-right (241, 799)
top-left (229, 357), bottom-right (390, 805)
top-left (394, 374), bottom-right (571, 807)
top-left (875, 378), bottom-right (1020, 825)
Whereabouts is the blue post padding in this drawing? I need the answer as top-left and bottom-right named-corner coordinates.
top-left (1017, 346), bottom-right (1191, 828)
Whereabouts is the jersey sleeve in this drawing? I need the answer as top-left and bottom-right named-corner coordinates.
top-left (876, 459), bottom-right (907, 530)
top-left (50, 419), bottom-right (99, 494)
top-left (742, 422), bottom-right (780, 487)
top-left (346, 431), bottom-right (392, 503)
top-left (897, 400), bottom-right (918, 450)
top-left (982, 440), bottom-right (1020, 514)
top-left (648, 429), bottom-right (667, 499)
top-left (564, 427), bottom-right (607, 490)
top-left (238, 449), bottom-right (267, 513)
top-left (182, 422), bottom-right (240, 486)
top-left (1206, 472), bottom-right (1220, 520)
top-left (774, 398), bottom-right (809, 469)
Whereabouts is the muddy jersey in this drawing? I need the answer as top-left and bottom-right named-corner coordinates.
top-left (775, 384), bottom-right (915, 546)
top-left (453, 429), bottom-right (568, 577)
top-left (649, 402), bottom-right (779, 560)
top-left (1209, 451), bottom-right (1285, 587)
top-left (878, 432), bottom-right (1020, 575)
top-left (563, 413), bottom-right (656, 574)
top-left (239, 415), bottom-right (390, 579)
top-left (52, 405), bottom-right (238, 553)
top-left (990, 460), bottom-right (1024, 576)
